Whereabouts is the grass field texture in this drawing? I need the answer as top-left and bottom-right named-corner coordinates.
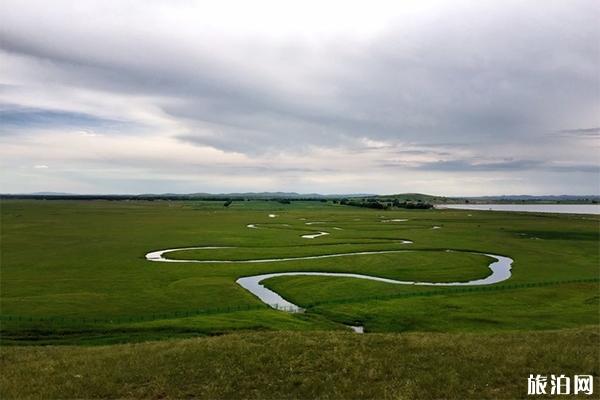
top-left (1, 199), bottom-right (598, 343)
top-left (1, 327), bottom-right (598, 399)
top-left (1, 199), bottom-right (599, 398)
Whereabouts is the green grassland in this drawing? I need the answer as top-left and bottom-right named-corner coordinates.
top-left (1, 199), bottom-right (598, 340)
top-left (1, 327), bottom-right (598, 399)
top-left (1, 199), bottom-right (598, 398)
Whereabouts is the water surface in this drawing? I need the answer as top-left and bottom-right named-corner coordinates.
top-left (145, 218), bottom-right (514, 314)
top-left (301, 231), bottom-right (330, 239)
top-left (235, 253), bottom-right (513, 312)
top-left (438, 204), bottom-right (600, 214)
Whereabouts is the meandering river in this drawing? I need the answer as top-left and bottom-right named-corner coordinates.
top-left (146, 242), bottom-right (513, 312)
top-left (234, 253), bottom-right (512, 312)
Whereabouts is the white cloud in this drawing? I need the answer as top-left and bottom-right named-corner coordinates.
top-left (0, 0), bottom-right (598, 194)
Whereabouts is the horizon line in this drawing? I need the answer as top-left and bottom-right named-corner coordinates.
top-left (2, 192), bottom-right (600, 198)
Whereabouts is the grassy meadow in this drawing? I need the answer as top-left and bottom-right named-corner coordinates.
top-left (0, 199), bottom-right (598, 397)
top-left (2, 327), bottom-right (598, 399)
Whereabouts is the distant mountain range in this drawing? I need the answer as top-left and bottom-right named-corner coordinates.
top-left (2, 192), bottom-right (598, 202)
top-left (2, 191), bottom-right (375, 199)
top-left (140, 192), bottom-right (377, 198)
top-left (29, 191), bottom-right (81, 196)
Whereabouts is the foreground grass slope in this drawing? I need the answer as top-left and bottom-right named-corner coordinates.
top-left (2, 327), bottom-right (598, 399)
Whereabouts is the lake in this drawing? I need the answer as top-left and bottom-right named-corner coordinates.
top-left (437, 204), bottom-right (600, 215)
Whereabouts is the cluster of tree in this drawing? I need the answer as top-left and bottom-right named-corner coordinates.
top-left (392, 200), bottom-right (433, 209)
top-left (339, 198), bottom-right (388, 209)
top-left (273, 198), bottom-right (330, 204)
top-left (338, 198), bottom-right (433, 210)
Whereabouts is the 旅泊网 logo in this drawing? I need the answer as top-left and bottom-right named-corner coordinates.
top-left (527, 374), bottom-right (594, 396)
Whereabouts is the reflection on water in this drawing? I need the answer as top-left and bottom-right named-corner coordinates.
top-left (438, 204), bottom-right (600, 215)
top-left (301, 231), bottom-right (330, 239)
top-left (235, 253), bottom-right (513, 312)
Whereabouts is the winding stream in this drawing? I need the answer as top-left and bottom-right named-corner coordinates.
top-left (146, 245), bottom-right (414, 264)
top-left (301, 231), bottom-right (330, 239)
top-left (235, 253), bottom-right (512, 312)
top-left (145, 241), bottom-right (513, 312)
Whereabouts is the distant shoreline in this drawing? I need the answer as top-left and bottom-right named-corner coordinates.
top-left (1, 192), bottom-right (598, 205)
top-left (437, 203), bottom-right (600, 215)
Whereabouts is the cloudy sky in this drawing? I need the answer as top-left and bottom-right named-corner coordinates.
top-left (1, 0), bottom-right (599, 195)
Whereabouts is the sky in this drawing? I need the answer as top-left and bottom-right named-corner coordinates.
top-left (1, 0), bottom-right (599, 195)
